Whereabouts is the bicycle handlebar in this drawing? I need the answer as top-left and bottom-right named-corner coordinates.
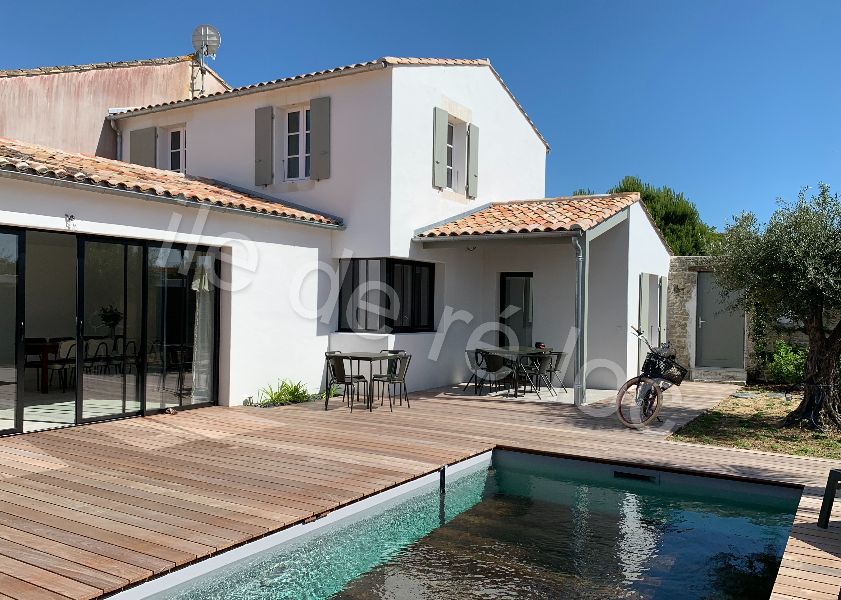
top-left (630, 325), bottom-right (655, 351)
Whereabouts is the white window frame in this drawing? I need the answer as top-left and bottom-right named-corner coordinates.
top-left (167, 127), bottom-right (186, 173)
top-left (284, 105), bottom-right (311, 181)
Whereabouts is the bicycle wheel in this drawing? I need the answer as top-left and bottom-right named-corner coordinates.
top-left (616, 376), bottom-right (662, 429)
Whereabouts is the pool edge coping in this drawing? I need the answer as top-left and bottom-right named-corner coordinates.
top-left (106, 443), bottom-right (817, 600)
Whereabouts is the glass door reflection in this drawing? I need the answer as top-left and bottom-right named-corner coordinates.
top-left (0, 231), bottom-right (22, 434)
top-left (146, 246), bottom-right (216, 412)
top-left (79, 240), bottom-right (142, 422)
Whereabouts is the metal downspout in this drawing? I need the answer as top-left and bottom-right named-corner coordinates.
top-left (573, 233), bottom-right (587, 406)
top-left (110, 119), bottom-right (122, 161)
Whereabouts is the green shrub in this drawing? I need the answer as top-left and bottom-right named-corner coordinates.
top-left (767, 342), bottom-right (806, 385)
top-left (257, 379), bottom-right (311, 407)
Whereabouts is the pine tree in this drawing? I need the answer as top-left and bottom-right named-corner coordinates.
top-left (606, 176), bottom-right (715, 255)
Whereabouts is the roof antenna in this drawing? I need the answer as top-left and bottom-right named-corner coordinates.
top-left (191, 24), bottom-right (221, 98)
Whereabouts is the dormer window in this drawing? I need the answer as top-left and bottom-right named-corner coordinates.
top-left (168, 128), bottom-right (186, 173)
top-left (285, 107), bottom-right (311, 180)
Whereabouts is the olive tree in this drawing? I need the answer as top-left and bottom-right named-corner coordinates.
top-left (714, 183), bottom-right (841, 429)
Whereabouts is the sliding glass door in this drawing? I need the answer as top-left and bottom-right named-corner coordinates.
top-left (0, 230), bottom-right (23, 434)
top-left (145, 245), bottom-right (217, 412)
top-left (0, 228), bottom-right (219, 432)
top-left (79, 238), bottom-right (217, 423)
top-left (78, 239), bottom-right (143, 422)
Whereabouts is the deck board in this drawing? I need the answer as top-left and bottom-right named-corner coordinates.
top-left (0, 381), bottom-right (836, 599)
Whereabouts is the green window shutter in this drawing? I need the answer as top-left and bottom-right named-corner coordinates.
top-left (638, 273), bottom-right (652, 371)
top-left (659, 276), bottom-right (668, 341)
top-left (129, 127), bottom-right (156, 167)
top-left (310, 97), bottom-right (331, 180)
top-left (466, 123), bottom-right (479, 198)
top-left (432, 107), bottom-right (448, 188)
top-left (254, 106), bottom-right (274, 186)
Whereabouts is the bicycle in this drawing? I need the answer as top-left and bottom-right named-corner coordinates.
top-left (616, 326), bottom-right (688, 429)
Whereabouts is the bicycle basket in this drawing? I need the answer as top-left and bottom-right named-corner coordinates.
top-left (642, 352), bottom-right (688, 386)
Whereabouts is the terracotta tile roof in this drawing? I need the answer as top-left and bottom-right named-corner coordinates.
top-left (107, 56), bottom-right (548, 150)
top-left (0, 138), bottom-right (342, 227)
top-left (416, 193), bottom-right (640, 238)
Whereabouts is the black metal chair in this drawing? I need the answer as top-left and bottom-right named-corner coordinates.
top-left (547, 351), bottom-right (568, 393)
top-left (464, 349), bottom-right (486, 394)
top-left (373, 352), bottom-right (411, 410)
top-left (476, 351), bottom-right (512, 395)
top-left (325, 352), bottom-right (366, 411)
top-left (520, 352), bottom-right (555, 399)
top-left (122, 340), bottom-right (139, 375)
top-left (24, 337), bottom-right (47, 391)
top-left (48, 340), bottom-right (76, 393)
top-left (84, 340), bottom-right (110, 375)
top-left (379, 349), bottom-right (406, 378)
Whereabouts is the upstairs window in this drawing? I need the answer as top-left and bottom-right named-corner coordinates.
top-left (285, 107), bottom-right (311, 180)
top-left (339, 258), bottom-right (435, 333)
top-left (433, 107), bottom-right (477, 196)
top-left (168, 128), bottom-right (186, 173)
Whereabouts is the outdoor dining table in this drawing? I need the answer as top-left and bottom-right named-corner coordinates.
top-left (25, 340), bottom-right (60, 394)
top-left (325, 351), bottom-right (393, 411)
top-left (479, 346), bottom-right (552, 398)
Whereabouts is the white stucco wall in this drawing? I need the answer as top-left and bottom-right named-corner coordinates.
top-left (118, 68), bottom-right (393, 259)
top-left (0, 177), bottom-right (335, 406)
top-left (398, 239), bottom-right (578, 388)
top-left (587, 219), bottom-right (631, 389)
top-left (329, 244), bottom-right (485, 391)
top-left (117, 64), bottom-right (547, 262)
top-left (624, 202), bottom-right (672, 377)
top-left (392, 66), bottom-right (547, 258)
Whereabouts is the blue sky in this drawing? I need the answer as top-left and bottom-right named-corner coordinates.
top-left (2, 0), bottom-right (838, 228)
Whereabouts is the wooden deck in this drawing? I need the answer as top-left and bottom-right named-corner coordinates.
top-left (0, 381), bottom-right (835, 599)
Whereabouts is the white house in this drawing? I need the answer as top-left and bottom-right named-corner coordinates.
top-left (0, 55), bottom-right (670, 435)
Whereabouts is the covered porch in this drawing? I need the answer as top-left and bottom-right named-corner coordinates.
top-left (406, 193), bottom-right (670, 404)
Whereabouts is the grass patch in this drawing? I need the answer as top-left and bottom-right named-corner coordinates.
top-left (672, 387), bottom-right (841, 459)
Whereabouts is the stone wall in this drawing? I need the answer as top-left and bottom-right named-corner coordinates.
top-left (667, 256), bottom-right (714, 370)
top-left (668, 257), bottom-right (819, 382)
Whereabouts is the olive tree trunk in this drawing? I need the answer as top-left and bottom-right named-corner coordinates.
top-left (783, 317), bottom-right (841, 430)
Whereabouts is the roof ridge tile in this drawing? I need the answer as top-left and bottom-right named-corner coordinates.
top-left (0, 55), bottom-right (194, 78)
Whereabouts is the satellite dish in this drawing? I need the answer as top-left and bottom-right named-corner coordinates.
top-left (192, 24), bottom-right (221, 59)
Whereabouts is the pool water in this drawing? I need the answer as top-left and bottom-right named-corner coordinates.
top-left (155, 452), bottom-right (799, 600)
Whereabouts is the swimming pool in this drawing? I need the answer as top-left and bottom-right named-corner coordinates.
top-left (133, 450), bottom-right (800, 600)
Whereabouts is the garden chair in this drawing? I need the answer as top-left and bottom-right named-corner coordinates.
top-left (477, 351), bottom-right (512, 395)
top-left (547, 351), bottom-right (568, 393)
top-left (520, 352), bottom-right (555, 399)
top-left (373, 352), bottom-right (412, 410)
top-left (24, 338), bottom-right (48, 391)
top-left (379, 349), bottom-right (406, 378)
top-left (84, 340), bottom-right (110, 375)
top-left (325, 352), bottom-right (366, 411)
top-left (48, 340), bottom-right (76, 393)
top-left (464, 349), bottom-right (486, 394)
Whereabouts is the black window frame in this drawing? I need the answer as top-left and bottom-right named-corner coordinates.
top-left (338, 258), bottom-right (435, 334)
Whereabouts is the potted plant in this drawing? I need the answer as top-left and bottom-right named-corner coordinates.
top-left (98, 304), bottom-right (123, 339)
